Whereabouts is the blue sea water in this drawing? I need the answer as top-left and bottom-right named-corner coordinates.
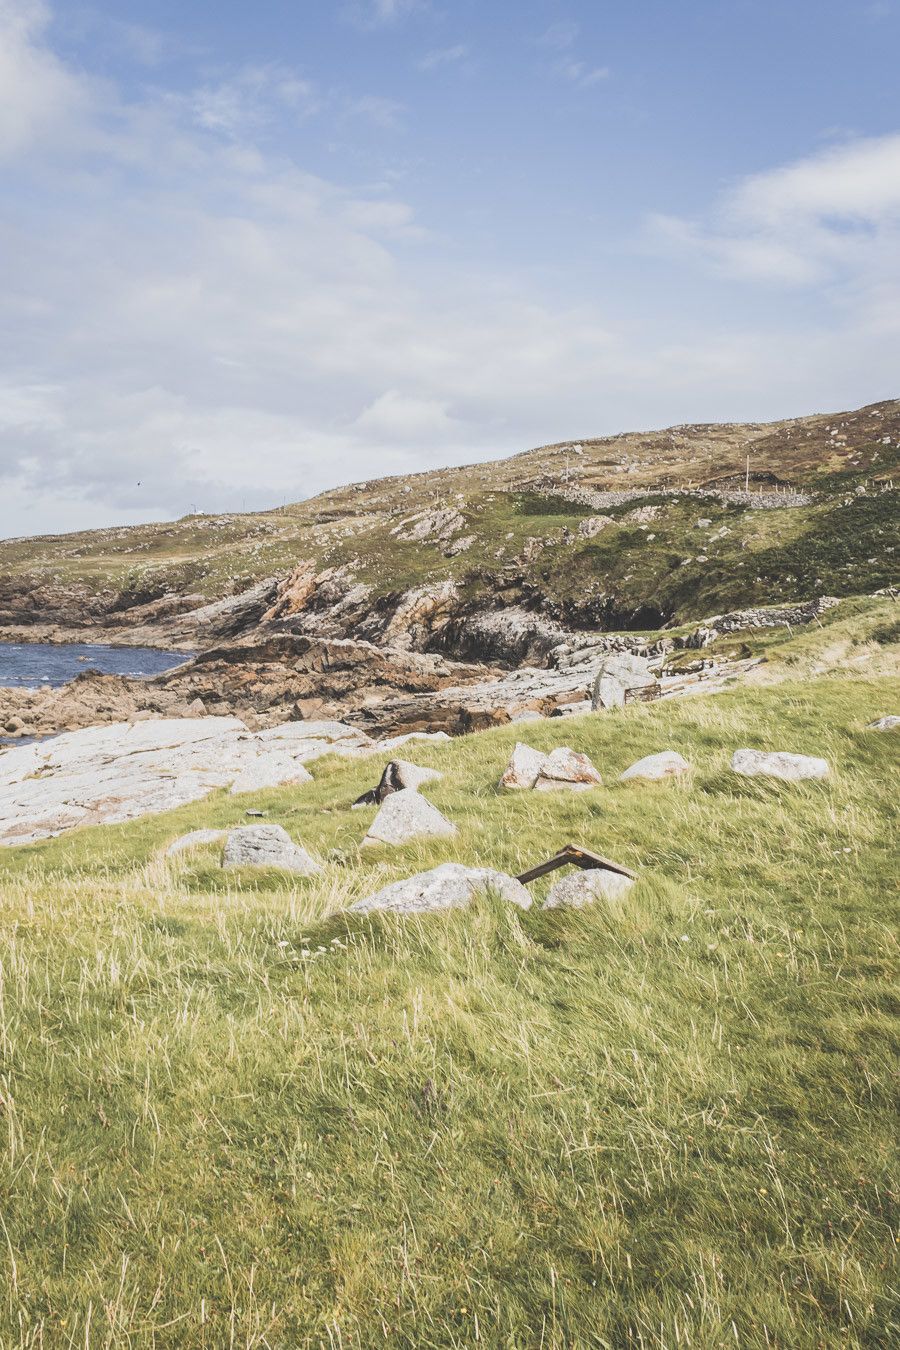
top-left (0, 641), bottom-right (191, 690)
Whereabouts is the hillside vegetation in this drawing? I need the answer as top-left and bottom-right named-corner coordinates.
top-left (0, 676), bottom-right (896, 1347)
top-left (1, 400), bottom-right (898, 634)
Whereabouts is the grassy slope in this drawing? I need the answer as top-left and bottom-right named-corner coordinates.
top-left (0, 676), bottom-right (897, 1347)
top-left (1, 402), bottom-right (898, 626)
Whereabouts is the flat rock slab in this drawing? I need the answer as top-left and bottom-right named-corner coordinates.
top-left (222, 824), bottom-right (322, 874)
top-left (165, 828), bottom-right (226, 857)
top-left (620, 751), bottom-right (691, 782)
top-left (351, 863), bottom-right (531, 914)
top-left (543, 869), bottom-right (635, 908)
top-left (867, 716), bottom-right (900, 731)
top-left (363, 788), bottom-right (456, 847)
top-left (0, 716), bottom-right (376, 848)
top-left (731, 749), bottom-right (830, 781)
top-left (229, 755), bottom-right (313, 795)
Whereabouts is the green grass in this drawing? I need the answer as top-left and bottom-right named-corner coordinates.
top-left (0, 678), bottom-right (897, 1347)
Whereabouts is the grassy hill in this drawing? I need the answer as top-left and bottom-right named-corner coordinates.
top-left (1, 399), bottom-right (899, 634)
top-left (0, 674), bottom-right (896, 1347)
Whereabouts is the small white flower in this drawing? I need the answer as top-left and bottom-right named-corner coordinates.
top-left (680, 934), bottom-right (690, 942)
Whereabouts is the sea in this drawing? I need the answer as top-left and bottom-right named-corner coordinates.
top-left (0, 641), bottom-right (191, 690)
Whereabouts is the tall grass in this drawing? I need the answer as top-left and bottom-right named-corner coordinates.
top-left (0, 678), bottom-right (897, 1347)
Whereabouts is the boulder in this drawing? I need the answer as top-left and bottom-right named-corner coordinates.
top-left (351, 863), bottom-right (531, 914)
top-left (591, 653), bottom-right (658, 711)
top-left (543, 869), bottom-right (635, 908)
top-left (362, 789), bottom-right (456, 847)
top-left (222, 824), bottom-right (322, 874)
top-left (620, 751), bottom-right (691, 782)
top-left (534, 747), bottom-right (603, 792)
top-left (730, 749), bottom-right (830, 782)
top-left (353, 758), bottom-right (443, 807)
top-left (229, 754), bottom-right (313, 795)
top-left (549, 700), bottom-right (592, 718)
top-left (165, 828), bottom-right (226, 857)
top-left (499, 742), bottom-right (548, 790)
top-left (868, 715), bottom-right (899, 731)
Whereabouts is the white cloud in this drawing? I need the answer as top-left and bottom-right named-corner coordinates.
top-left (0, 5), bottom-right (898, 538)
top-left (186, 67), bottom-right (319, 136)
top-left (537, 21), bottom-right (580, 51)
top-left (416, 44), bottom-right (467, 72)
top-left (552, 59), bottom-right (609, 88)
top-left (651, 133), bottom-right (900, 290)
top-left (348, 0), bottom-right (422, 29)
top-left (354, 389), bottom-right (458, 441)
top-left (0, 0), bottom-right (90, 157)
top-left (342, 94), bottom-right (406, 130)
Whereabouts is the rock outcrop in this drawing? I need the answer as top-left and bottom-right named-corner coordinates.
top-left (592, 653), bottom-right (659, 710)
top-left (0, 716), bottom-right (408, 847)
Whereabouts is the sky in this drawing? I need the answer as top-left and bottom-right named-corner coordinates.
top-left (1, 0), bottom-right (899, 539)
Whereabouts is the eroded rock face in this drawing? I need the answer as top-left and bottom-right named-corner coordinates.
top-left (223, 824), bottom-right (322, 874)
top-left (543, 869), bottom-right (635, 908)
top-left (730, 749), bottom-right (830, 781)
top-left (620, 751), bottom-right (690, 781)
top-left (362, 789), bottom-right (456, 847)
top-left (350, 863), bottom-right (531, 914)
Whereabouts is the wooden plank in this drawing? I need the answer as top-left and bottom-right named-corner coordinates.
top-left (516, 843), bottom-right (637, 885)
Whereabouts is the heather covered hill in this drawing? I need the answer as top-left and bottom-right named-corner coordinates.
top-left (1, 399), bottom-right (898, 642)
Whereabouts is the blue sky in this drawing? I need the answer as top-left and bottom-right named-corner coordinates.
top-left (1, 0), bottom-right (899, 537)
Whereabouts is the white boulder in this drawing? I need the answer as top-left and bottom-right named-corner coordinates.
top-left (362, 789), bottom-right (456, 847)
top-left (591, 654), bottom-right (658, 710)
top-left (620, 751), bottom-right (691, 782)
top-left (351, 863), bottom-right (531, 914)
top-left (499, 742), bottom-right (548, 790)
top-left (543, 869), bottom-right (635, 908)
top-left (389, 760), bottom-right (443, 791)
top-left (222, 824), bottom-right (322, 874)
top-left (868, 716), bottom-right (899, 731)
top-left (730, 749), bottom-right (830, 781)
top-left (165, 828), bottom-right (226, 857)
top-left (534, 747), bottom-right (603, 791)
